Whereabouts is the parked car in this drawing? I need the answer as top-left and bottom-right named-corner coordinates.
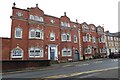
top-left (109, 52), bottom-right (120, 58)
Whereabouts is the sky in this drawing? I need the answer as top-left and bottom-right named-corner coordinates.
top-left (0, 0), bottom-right (119, 38)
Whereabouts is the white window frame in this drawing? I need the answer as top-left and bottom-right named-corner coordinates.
top-left (11, 46), bottom-right (23, 58)
top-left (74, 35), bottom-right (77, 43)
top-left (50, 32), bottom-right (55, 41)
top-left (35, 29), bottom-right (41, 39)
top-left (83, 36), bottom-right (87, 42)
top-left (39, 17), bottom-right (44, 22)
top-left (67, 48), bottom-right (72, 56)
top-left (29, 28), bottom-right (35, 39)
top-left (34, 48), bottom-right (41, 58)
top-left (15, 27), bottom-right (22, 38)
top-left (62, 48), bottom-right (72, 57)
top-left (29, 47), bottom-right (35, 58)
top-left (87, 46), bottom-right (92, 54)
top-left (66, 33), bottom-right (71, 41)
top-left (61, 33), bottom-right (67, 41)
top-left (67, 23), bottom-right (70, 27)
top-left (84, 46), bottom-right (92, 54)
top-left (62, 48), bottom-right (67, 57)
top-left (101, 35), bottom-right (105, 43)
top-left (29, 47), bottom-right (43, 58)
top-left (61, 22), bottom-right (64, 26)
top-left (29, 15), bottom-right (34, 20)
top-left (82, 24), bottom-right (89, 31)
top-left (92, 36), bottom-right (96, 43)
top-left (86, 34), bottom-right (91, 42)
top-left (74, 25), bottom-right (76, 28)
top-left (29, 29), bottom-right (44, 39)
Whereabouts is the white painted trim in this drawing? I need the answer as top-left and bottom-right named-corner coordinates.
top-left (48, 44), bottom-right (58, 60)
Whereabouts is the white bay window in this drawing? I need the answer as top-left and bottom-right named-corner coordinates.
top-left (29, 29), bottom-right (44, 39)
top-left (29, 47), bottom-right (43, 58)
top-left (62, 48), bottom-right (72, 57)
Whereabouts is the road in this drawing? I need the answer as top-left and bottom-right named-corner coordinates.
top-left (1, 58), bottom-right (120, 80)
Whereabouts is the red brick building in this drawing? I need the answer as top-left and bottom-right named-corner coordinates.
top-left (0, 3), bottom-right (106, 61)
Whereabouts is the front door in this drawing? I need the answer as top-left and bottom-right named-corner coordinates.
top-left (50, 47), bottom-right (55, 60)
top-left (74, 50), bottom-right (80, 61)
top-left (48, 45), bottom-right (58, 61)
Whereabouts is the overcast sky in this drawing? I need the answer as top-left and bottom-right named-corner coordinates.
top-left (0, 0), bottom-right (119, 37)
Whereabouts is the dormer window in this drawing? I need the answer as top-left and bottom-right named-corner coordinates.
top-left (61, 21), bottom-right (70, 27)
top-left (39, 17), bottom-right (44, 22)
top-left (29, 15), bottom-right (44, 22)
top-left (67, 23), bottom-right (70, 27)
top-left (61, 22), bottom-right (64, 26)
top-left (29, 15), bottom-right (34, 20)
top-left (98, 28), bottom-right (103, 32)
top-left (82, 24), bottom-right (89, 31)
top-left (91, 26), bottom-right (95, 31)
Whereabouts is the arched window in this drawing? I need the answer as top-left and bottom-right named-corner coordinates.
top-left (11, 46), bottom-right (23, 58)
top-left (67, 23), bottom-right (70, 27)
top-left (29, 47), bottom-right (43, 58)
top-left (34, 48), bottom-right (43, 58)
top-left (29, 28), bottom-right (35, 38)
top-left (74, 35), bottom-right (77, 43)
top-left (92, 36), bottom-right (96, 43)
top-left (35, 48), bottom-right (40, 58)
top-left (15, 27), bottom-right (22, 38)
top-left (62, 48), bottom-right (72, 56)
top-left (34, 16), bottom-right (39, 21)
top-left (39, 17), bottom-right (44, 22)
top-left (61, 22), bottom-right (64, 26)
top-left (87, 46), bottom-right (92, 54)
top-left (50, 32), bottom-right (55, 41)
top-left (91, 26), bottom-right (95, 31)
top-left (29, 28), bottom-right (44, 39)
top-left (82, 24), bottom-right (89, 31)
top-left (86, 34), bottom-right (91, 42)
top-left (29, 15), bottom-right (34, 20)
top-left (36, 29), bottom-right (41, 39)
top-left (62, 48), bottom-right (67, 56)
top-left (61, 33), bottom-right (67, 41)
top-left (101, 35), bottom-right (105, 42)
top-left (67, 48), bottom-right (72, 56)
top-left (29, 47), bottom-right (34, 58)
top-left (66, 33), bottom-right (71, 41)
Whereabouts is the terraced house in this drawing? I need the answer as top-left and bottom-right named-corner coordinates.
top-left (0, 3), bottom-right (106, 62)
top-left (105, 31), bottom-right (120, 56)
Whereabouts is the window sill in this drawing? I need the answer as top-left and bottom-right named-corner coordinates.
top-left (50, 40), bottom-right (55, 41)
top-left (15, 37), bottom-right (22, 39)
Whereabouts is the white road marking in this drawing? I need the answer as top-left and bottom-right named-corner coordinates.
top-left (112, 59), bottom-right (118, 62)
top-left (79, 73), bottom-right (100, 78)
top-left (93, 61), bottom-right (103, 64)
top-left (62, 65), bottom-right (71, 68)
top-left (76, 63), bottom-right (89, 67)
